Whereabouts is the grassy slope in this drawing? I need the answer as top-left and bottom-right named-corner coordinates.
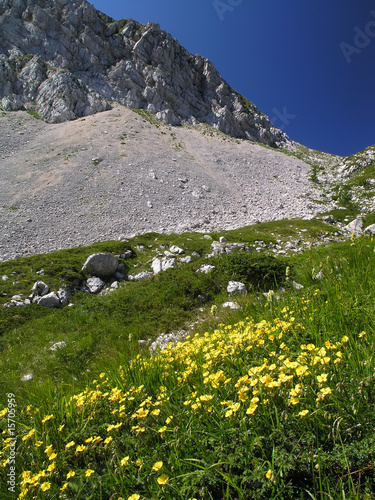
top-left (0, 221), bottom-right (374, 499)
top-left (0, 219), bottom-right (339, 395)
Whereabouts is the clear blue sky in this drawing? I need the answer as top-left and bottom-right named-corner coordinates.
top-left (91, 0), bottom-right (375, 157)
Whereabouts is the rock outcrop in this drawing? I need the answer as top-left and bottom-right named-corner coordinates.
top-left (0, 0), bottom-right (289, 147)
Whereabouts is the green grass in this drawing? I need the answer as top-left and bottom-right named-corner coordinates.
top-left (0, 221), bottom-right (343, 395)
top-left (25, 109), bottom-right (41, 120)
top-left (0, 225), bottom-right (374, 499)
top-left (131, 109), bottom-right (163, 128)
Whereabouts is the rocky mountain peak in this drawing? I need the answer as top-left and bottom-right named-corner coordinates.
top-left (0, 0), bottom-right (290, 147)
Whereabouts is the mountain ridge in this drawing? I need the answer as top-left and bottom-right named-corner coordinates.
top-left (0, 0), bottom-right (290, 147)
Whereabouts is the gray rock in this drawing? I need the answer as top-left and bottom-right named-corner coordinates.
top-left (120, 250), bottom-right (133, 259)
top-left (10, 300), bottom-right (26, 307)
top-left (114, 271), bottom-right (125, 281)
top-left (37, 292), bottom-right (60, 308)
top-left (82, 253), bottom-right (119, 278)
top-left (180, 256), bottom-right (193, 264)
top-left (313, 270), bottom-right (324, 280)
top-left (132, 271), bottom-right (153, 281)
top-left (225, 243), bottom-right (248, 254)
top-left (292, 281), bottom-right (304, 290)
top-left (219, 236), bottom-right (227, 243)
top-left (2, 275), bottom-right (9, 281)
top-left (364, 223), bottom-right (375, 235)
top-left (322, 215), bottom-right (336, 224)
top-left (197, 264), bottom-right (215, 274)
top-left (86, 277), bottom-right (105, 293)
top-left (49, 341), bottom-right (67, 351)
top-left (344, 218), bottom-right (363, 236)
top-left (211, 241), bottom-right (225, 255)
top-left (31, 281), bottom-right (50, 296)
top-left (227, 281), bottom-right (247, 295)
top-left (57, 287), bottom-right (72, 307)
top-left (222, 301), bottom-right (240, 310)
top-left (152, 257), bottom-right (177, 274)
top-left (169, 245), bottom-right (184, 254)
top-left (164, 251), bottom-right (175, 257)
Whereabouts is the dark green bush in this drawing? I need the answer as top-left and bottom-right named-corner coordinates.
top-left (212, 252), bottom-right (287, 291)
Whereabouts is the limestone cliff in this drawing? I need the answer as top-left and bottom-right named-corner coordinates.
top-left (0, 0), bottom-right (289, 147)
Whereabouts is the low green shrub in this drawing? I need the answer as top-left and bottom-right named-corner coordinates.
top-left (212, 252), bottom-right (287, 291)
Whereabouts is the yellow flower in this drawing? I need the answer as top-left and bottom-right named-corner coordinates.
top-left (0, 408), bottom-right (7, 418)
top-left (48, 453), bottom-right (57, 461)
top-left (44, 445), bottom-right (53, 456)
top-left (136, 459), bottom-right (143, 467)
top-left (298, 410), bottom-right (309, 417)
top-left (66, 471), bottom-right (75, 479)
top-left (65, 441), bottom-right (75, 449)
top-left (107, 422), bottom-right (123, 432)
top-left (60, 483), bottom-right (69, 491)
top-left (128, 495), bottom-right (140, 500)
top-left (158, 426), bottom-right (167, 434)
top-left (341, 336), bottom-right (349, 343)
top-left (42, 415), bottom-right (54, 424)
top-left (76, 444), bottom-right (86, 453)
top-left (85, 469), bottom-right (95, 477)
top-left (246, 404), bottom-right (258, 415)
top-left (47, 463), bottom-right (56, 472)
top-left (85, 437), bottom-right (93, 444)
top-left (290, 397), bottom-right (299, 405)
top-left (58, 424), bottom-right (65, 432)
top-left (40, 482), bottom-right (51, 491)
top-left (317, 374), bottom-right (328, 383)
top-left (104, 437), bottom-right (113, 445)
top-left (22, 429), bottom-right (35, 441)
top-left (359, 331), bottom-right (366, 338)
top-left (295, 365), bottom-right (308, 377)
top-left (152, 461), bottom-right (163, 471)
top-left (266, 469), bottom-right (273, 479)
top-left (121, 456), bottom-right (130, 466)
top-left (157, 474), bottom-right (169, 485)
top-left (320, 387), bottom-right (332, 396)
top-left (165, 416), bottom-right (173, 424)
top-left (151, 409), bottom-right (160, 416)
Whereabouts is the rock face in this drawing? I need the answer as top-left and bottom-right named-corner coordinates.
top-left (0, 0), bottom-right (289, 147)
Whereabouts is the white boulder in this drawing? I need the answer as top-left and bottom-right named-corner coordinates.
top-left (37, 292), bottom-right (60, 308)
top-left (227, 281), bottom-right (247, 295)
top-left (86, 277), bottom-right (105, 294)
top-left (82, 253), bottom-right (119, 278)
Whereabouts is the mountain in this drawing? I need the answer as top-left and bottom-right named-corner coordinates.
top-left (0, 0), bottom-right (289, 147)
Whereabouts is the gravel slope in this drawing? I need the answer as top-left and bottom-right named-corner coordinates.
top-left (0, 105), bottom-right (328, 262)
